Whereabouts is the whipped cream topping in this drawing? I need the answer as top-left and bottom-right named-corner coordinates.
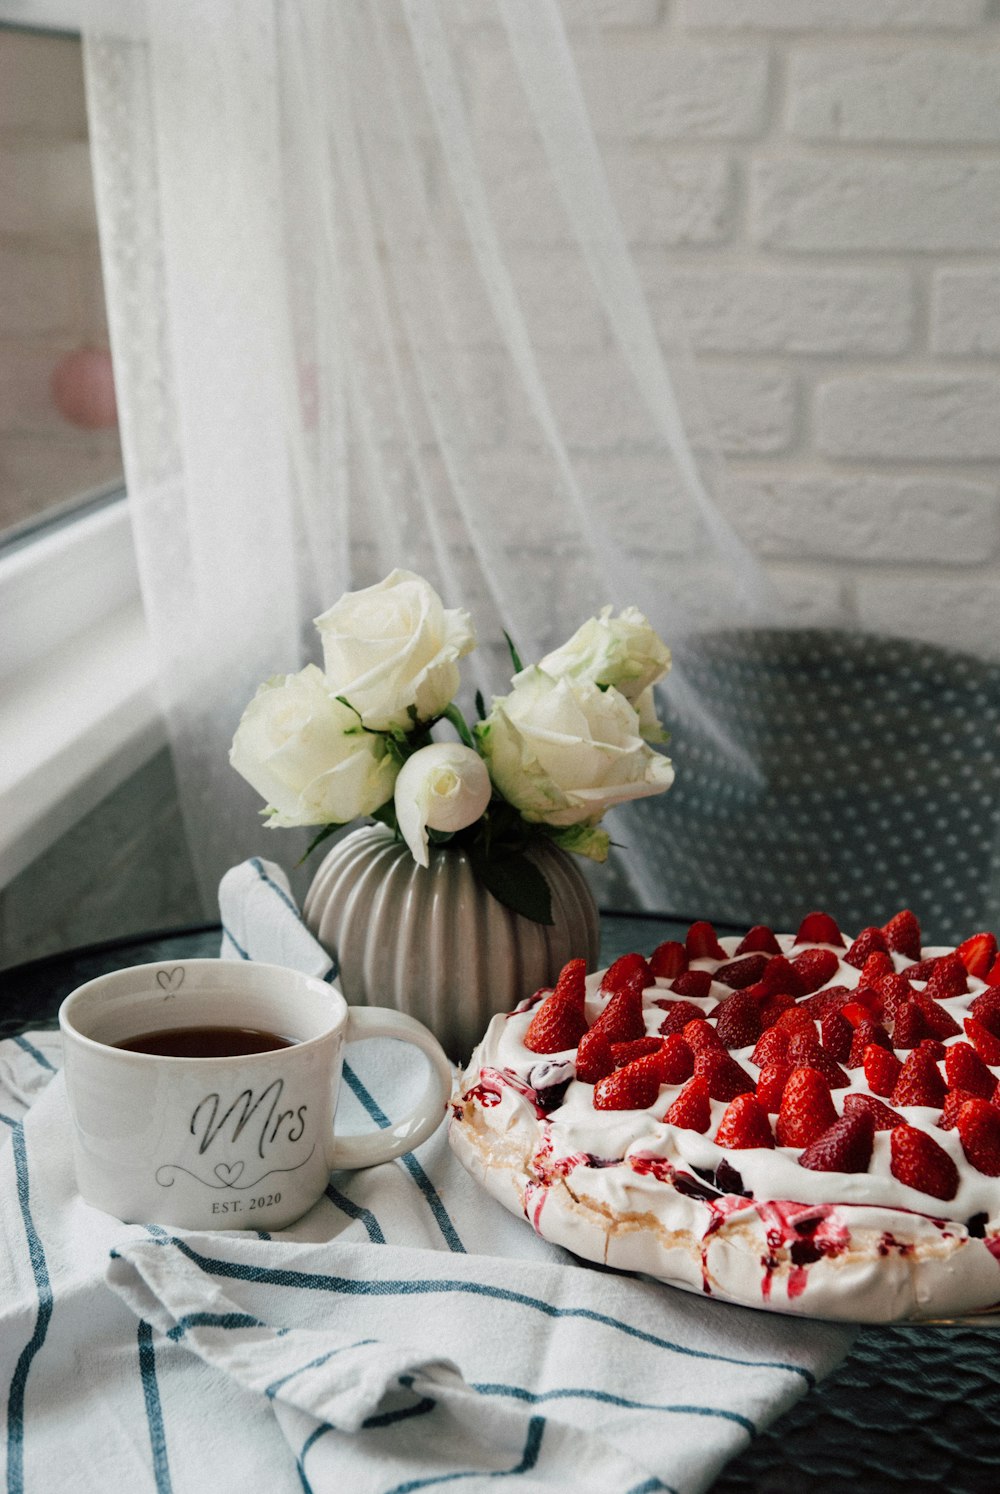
top-left (466, 936), bottom-right (1000, 1230)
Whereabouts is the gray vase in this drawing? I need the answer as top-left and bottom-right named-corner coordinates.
top-left (302, 823), bottom-right (600, 1062)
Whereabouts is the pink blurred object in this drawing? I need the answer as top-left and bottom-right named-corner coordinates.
top-left (50, 347), bottom-right (118, 430)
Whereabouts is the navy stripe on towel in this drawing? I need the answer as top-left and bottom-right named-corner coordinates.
top-left (12, 1035), bottom-right (56, 1074)
top-left (6, 1126), bottom-right (55, 1494)
top-left (325, 1183), bottom-right (387, 1244)
top-left (138, 1319), bottom-right (173, 1493)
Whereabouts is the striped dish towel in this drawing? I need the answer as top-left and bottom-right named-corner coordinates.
top-left (0, 866), bottom-right (855, 1494)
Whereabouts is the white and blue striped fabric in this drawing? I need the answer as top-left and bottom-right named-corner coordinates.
top-left (0, 860), bottom-right (856, 1493)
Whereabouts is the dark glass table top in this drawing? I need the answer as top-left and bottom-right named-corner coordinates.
top-left (2, 917), bottom-right (999, 1494)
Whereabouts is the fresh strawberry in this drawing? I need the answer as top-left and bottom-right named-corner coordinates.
top-left (653, 1034), bottom-right (696, 1085)
top-left (944, 1041), bottom-right (996, 1100)
top-left (799, 1110), bottom-right (875, 1174)
top-left (683, 1017), bottom-right (726, 1055)
top-left (791, 948), bottom-right (840, 995)
top-left (955, 1098), bottom-right (1000, 1176)
top-left (882, 909), bottom-right (922, 961)
top-left (685, 921), bottom-right (727, 961)
top-left (786, 1033), bottom-right (849, 1089)
top-left (890, 1124), bottom-right (959, 1200)
top-left (923, 954), bottom-right (968, 1001)
top-left (601, 953), bottom-right (655, 996)
top-left (758, 955), bottom-right (805, 998)
top-left (775, 1067), bottom-right (839, 1147)
top-left (847, 1018), bottom-right (892, 1069)
top-left (938, 1087), bottom-right (981, 1131)
top-left (649, 940), bottom-right (688, 979)
top-left (911, 990), bottom-right (961, 1040)
top-left (802, 985), bottom-right (853, 1019)
top-left (656, 999), bottom-right (707, 1036)
top-left (670, 970), bottom-right (713, 1001)
top-left (735, 924), bottom-right (783, 956)
top-left (714, 954), bottom-right (769, 989)
top-left (891, 1002), bottom-right (926, 1050)
top-left (864, 1043), bottom-right (903, 1097)
top-left (860, 950), bottom-right (895, 986)
top-left (987, 954), bottom-right (1000, 988)
top-left (902, 957), bottom-right (939, 983)
top-left (919, 1036), bottom-right (946, 1063)
top-left (755, 1058), bottom-right (793, 1113)
top-left (794, 911), bottom-right (845, 947)
top-left (970, 986), bottom-right (1000, 1037)
top-left (593, 1055), bottom-right (662, 1110)
top-left (820, 1010), bottom-right (853, 1063)
top-left (663, 1075), bottom-right (711, 1133)
top-left (715, 991), bottom-right (763, 1050)
top-left (841, 999), bottom-right (879, 1028)
top-left (524, 961), bottom-right (588, 1053)
top-left (715, 1093), bottom-right (774, 1150)
top-left (844, 927), bottom-right (890, 969)
top-left (956, 932), bottom-right (999, 981)
top-left (611, 1036), bottom-right (665, 1068)
top-left (872, 972), bottom-right (912, 1023)
top-left (575, 1026), bottom-right (615, 1084)
top-left (694, 1049), bottom-right (756, 1102)
top-left (751, 1027), bottom-right (790, 1067)
top-left (588, 976), bottom-right (647, 1045)
top-left (758, 992), bottom-right (798, 1028)
top-left (891, 1047), bottom-right (946, 1109)
top-left (964, 1015), bottom-right (1000, 1066)
top-left (843, 1093), bottom-right (904, 1131)
top-left (773, 1006), bottom-right (818, 1038)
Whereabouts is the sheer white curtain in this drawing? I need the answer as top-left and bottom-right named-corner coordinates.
top-left (84, 1), bottom-right (999, 940)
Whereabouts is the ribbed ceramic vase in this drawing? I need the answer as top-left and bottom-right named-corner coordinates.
top-left (303, 823), bottom-right (600, 1062)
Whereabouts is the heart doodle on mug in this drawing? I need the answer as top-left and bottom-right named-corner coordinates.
top-left (155, 967), bottom-right (185, 993)
top-left (213, 1161), bottom-right (244, 1186)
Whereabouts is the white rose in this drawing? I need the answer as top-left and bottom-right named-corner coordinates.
top-left (537, 605), bottom-right (671, 741)
top-left (394, 742), bottom-right (493, 868)
top-left (478, 667), bottom-right (674, 834)
top-left (230, 665), bottom-right (398, 827)
top-left (314, 569), bottom-right (476, 731)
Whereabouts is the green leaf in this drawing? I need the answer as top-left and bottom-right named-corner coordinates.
top-left (474, 688), bottom-right (487, 721)
top-left (503, 630), bottom-right (524, 676)
top-left (469, 846), bottom-right (553, 925)
top-left (296, 821), bottom-right (345, 865)
top-left (440, 702), bottom-right (476, 751)
top-left (370, 801), bottom-right (400, 835)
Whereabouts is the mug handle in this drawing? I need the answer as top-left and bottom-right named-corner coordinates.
top-left (328, 1006), bottom-right (454, 1171)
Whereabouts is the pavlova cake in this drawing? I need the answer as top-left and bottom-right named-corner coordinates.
top-left (449, 910), bottom-right (1000, 1321)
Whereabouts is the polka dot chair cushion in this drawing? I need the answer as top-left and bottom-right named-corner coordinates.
top-left (605, 628), bottom-right (1000, 946)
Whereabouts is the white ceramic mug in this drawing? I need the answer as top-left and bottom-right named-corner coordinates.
top-left (58, 959), bottom-right (454, 1231)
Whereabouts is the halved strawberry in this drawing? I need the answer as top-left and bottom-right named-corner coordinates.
top-left (964, 1015), bottom-right (1000, 1066)
top-left (860, 950), bottom-right (895, 986)
top-left (910, 991), bottom-right (961, 1040)
top-left (715, 991), bottom-right (763, 1050)
top-left (656, 999), bottom-right (708, 1036)
top-left (694, 1049), bottom-right (756, 1102)
top-left (890, 1124), bottom-right (959, 1201)
top-left (872, 972), bottom-right (912, 1023)
top-left (653, 1034), bottom-right (696, 1085)
top-left (955, 1097), bottom-right (1000, 1176)
top-left (799, 1110), bottom-right (874, 1174)
top-left (787, 1033), bottom-right (849, 1089)
top-left (685, 921), bottom-right (727, 961)
top-left (663, 1075), bottom-right (711, 1133)
top-left (755, 1058), bottom-right (793, 1113)
top-left (938, 1087), bottom-right (981, 1131)
top-left (649, 940), bottom-right (688, 979)
top-left (902, 957), bottom-right (939, 983)
top-left (819, 1010), bottom-right (853, 1063)
top-left (791, 948), bottom-right (840, 995)
top-left (758, 992), bottom-right (798, 1029)
top-left (682, 1017), bottom-right (725, 1055)
top-left (601, 952), bottom-right (655, 996)
top-left (923, 954), bottom-right (968, 1001)
top-left (802, 985), bottom-right (853, 1019)
top-left (843, 1093), bottom-right (904, 1131)
top-left (715, 1093), bottom-right (774, 1150)
top-left (944, 1041), bottom-right (996, 1100)
top-left (611, 1036), bottom-right (665, 1069)
top-left (670, 970), bottom-right (713, 1001)
top-left (891, 1003), bottom-right (926, 1050)
top-left (714, 954), bottom-right (769, 989)
top-left (864, 1043), bottom-right (903, 1097)
top-left (844, 927), bottom-right (890, 969)
top-left (882, 909), bottom-right (922, 961)
top-left (588, 976), bottom-right (647, 1045)
top-left (594, 1054), bottom-right (662, 1111)
top-left (524, 961), bottom-right (588, 1053)
top-left (794, 911), bottom-right (845, 947)
top-left (758, 955), bottom-right (805, 998)
top-left (775, 1067), bottom-right (838, 1147)
top-left (841, 999), bottom-right (879, 1029)
top-left (847, 1018), bottom-right (892, 1069)
top-left (969, 986), bottom-right (1000, 1038)
top-left (575, 1027), bottom-right (614, 1084)
top-left (957, 932), bottom-right (999, 981)
top-left (987, 954), bottom-right (1000, 988)
top-left (773, 1006), bottom-right (818, 1038)
top-left (891, 1048), bottom-right (946, 1109)
top-left (734, 924), bottom-right (783, 956)
top-left (751, 1027), bottom-right (790, 1067)
top-left (919, 1036), bottom-right (946, 1063)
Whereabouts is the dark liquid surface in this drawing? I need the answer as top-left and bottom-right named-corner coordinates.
top-left (114, 1025), bottom-right (296, 1058)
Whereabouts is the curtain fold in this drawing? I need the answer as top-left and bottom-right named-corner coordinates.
top-left (84, 0), bottom-right (1000, 940)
